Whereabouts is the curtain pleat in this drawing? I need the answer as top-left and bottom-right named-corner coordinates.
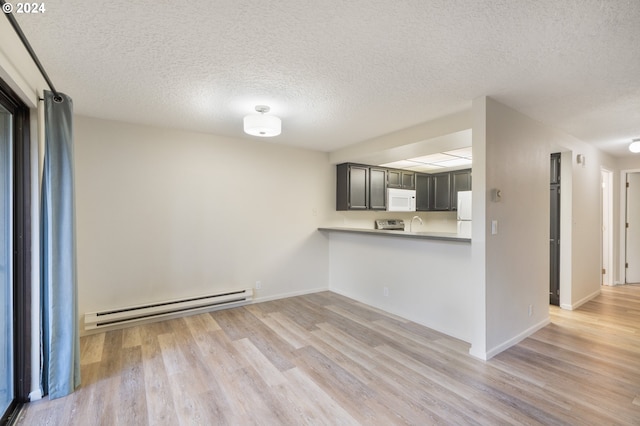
top-left (41, 90), bottom-right (80, 399)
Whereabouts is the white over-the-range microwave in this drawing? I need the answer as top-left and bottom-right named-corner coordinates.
top-left (387, 188), bottom-right (416, 212)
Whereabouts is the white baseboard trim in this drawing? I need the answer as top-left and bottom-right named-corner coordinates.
top-left (29, 389), bottom-right (43, 401)
top-left (560, 288), bottom-right (601, 311)
top-left (481, 317), bottom-right (551, 360)
top-left (251, 287), bottom-right (329, 304)
top-left (468, 345), bottom-right (489, 361)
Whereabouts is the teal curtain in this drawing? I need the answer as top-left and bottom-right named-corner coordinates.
top-left (41, 90), bottom-right (80, 399)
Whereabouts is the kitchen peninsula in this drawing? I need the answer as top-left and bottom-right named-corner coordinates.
top-left (318, 226), bottom-right (471, 242)
top-left (323, 159), bottom-right (476, 346)
top-left (322, 222), bottom-right (475, 347)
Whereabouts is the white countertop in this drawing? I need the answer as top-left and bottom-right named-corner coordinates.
top-left (317, 227), bottom-right (471, 243)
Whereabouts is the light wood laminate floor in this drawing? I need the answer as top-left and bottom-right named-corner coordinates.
top-left (16, 285), bottom-right (640, 425)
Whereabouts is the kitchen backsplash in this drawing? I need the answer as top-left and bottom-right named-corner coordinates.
top-left (328, 210), bottom-right (458, 232)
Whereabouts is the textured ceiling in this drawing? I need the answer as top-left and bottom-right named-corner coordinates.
top-left (12, 0), bottom-right (640, 156)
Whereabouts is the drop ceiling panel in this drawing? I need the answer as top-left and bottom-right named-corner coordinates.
top-left (443, 147), bottom-right (473, 159)
top-left (434, 158), bottom-right (473, 168)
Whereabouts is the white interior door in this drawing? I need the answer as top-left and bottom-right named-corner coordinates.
top-left (626, 172), bottom-right (640, 283)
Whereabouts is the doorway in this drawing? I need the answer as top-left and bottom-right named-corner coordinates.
top-left (601, 169), bottom-right (613, 285)
top-left (550, 153), bottom-right (561, 305)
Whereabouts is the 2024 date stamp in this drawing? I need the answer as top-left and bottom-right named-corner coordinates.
top-left (2, 2), bottom-right (46, 14)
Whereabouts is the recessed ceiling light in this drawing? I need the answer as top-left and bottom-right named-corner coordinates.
top-left (443, 147), bottom-right (473, 159)
top-left (379, 160), bottom-right (424, 169)
top-left (629, 139), bottom-right (640, 153)
top-left (409, 153), bottom-right (458, 164)
top-left (436, 158), bottom-right (473, 168)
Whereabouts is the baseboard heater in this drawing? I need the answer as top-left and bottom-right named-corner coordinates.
top-left (84, 288), bottom-right (253, 331)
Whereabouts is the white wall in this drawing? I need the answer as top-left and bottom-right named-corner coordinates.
top-left (330, 110), bottom-right (472, 165)
top-left (483, 98), bottom-right (551, 355)
top-left (568, 146), bottom-right (615, 306)
top-left (74, 116), bottom-right (333, 327)
top-left (327, 232), bottom-right (474, 342)
top-left (469, 97), bottom-right (487, 358)
top-left (481, 98), bottom-right (619, 355)
top-left (617, 157), bottom-right (640, 170)
top-left (0, 21), bottom-right (44, 108)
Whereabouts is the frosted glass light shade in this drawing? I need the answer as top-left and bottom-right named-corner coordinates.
top-left (629, 141), bottom-right (640, 153)
top-left (243, 114), bottom-right (281, 137)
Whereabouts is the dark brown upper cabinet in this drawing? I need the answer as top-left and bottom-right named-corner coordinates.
top-left (387, 169), bottom-right (415, 190)
top-left (415, 173), bottom-right (432, 211)
top-left (369, 167), bottom-right (388, 210)
top-left (336, 163), bottom-right (387, 211)
top-left (432, 172), bottom-right (452, 211)
top-left (337, 162), bottom-right (471, 212)
top-left (451, 169), bottom-right (472, 211)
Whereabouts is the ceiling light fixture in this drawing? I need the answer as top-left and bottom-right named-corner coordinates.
top-left (243, 105), bottom-right (281, 137)
top-left (629, 138), bottom-right (640, 153)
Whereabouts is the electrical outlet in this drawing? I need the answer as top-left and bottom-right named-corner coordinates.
top-left (383, 287), bottom-right (389, 297)
top-left (255, 281), bottom-right (262, 290)
top-left (528, 304), bottom-right (533, 317)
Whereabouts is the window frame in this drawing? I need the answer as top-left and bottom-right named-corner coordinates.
top-left (0, 76), bottom-right (32, 423)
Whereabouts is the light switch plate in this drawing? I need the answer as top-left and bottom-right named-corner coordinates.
top-left (491, 220), bottom-right (498, 235)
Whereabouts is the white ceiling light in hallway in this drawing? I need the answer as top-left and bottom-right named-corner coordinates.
top-left (244, 105), bottom-right (281, 137)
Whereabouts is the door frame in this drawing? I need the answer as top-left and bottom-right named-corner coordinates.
top-left (558, 151), bottom-right (572, 309)
top-left (601, 168), bottom-right (614, 286)
top-left (550, 153), bottom-right (561, 305)
top-left (620, 169), bottom-right (640, 284)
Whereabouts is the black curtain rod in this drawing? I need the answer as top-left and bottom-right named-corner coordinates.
top-left (1, 0), bottom-right (63, 102)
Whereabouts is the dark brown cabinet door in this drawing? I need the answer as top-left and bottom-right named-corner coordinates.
top-left (369, 168), bottom-right (387, 210)
top-left (387, 169), bottom-right (400, 188)
top-left (337, 163), bottom-right (369, 210)
top-left (347, 165), bottom-right (368, 210)
top-left (401, 171), bottom-right (415, 189)
top-left (415, 173), bottom-right (432, 211)
top-left (451, 169), bottom-right (472, 211)
top-left (432, 173), bottom-right (451, 211)
top-left (387, 169), bottom-right (415, 189)
top-left (337, 163), bottom-right (385, 210)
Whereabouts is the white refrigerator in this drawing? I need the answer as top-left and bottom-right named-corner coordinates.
top-left (457, 191), bottom-right (472, 237)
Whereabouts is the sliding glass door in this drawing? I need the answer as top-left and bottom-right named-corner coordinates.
top-left (0, 101), bottom-right (14, 421)
top-left (0, 78), bottom-right (30, 423)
